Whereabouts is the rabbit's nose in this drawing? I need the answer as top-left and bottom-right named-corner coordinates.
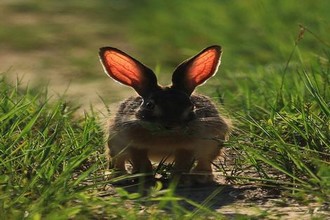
top-left (163, 121), bottom-right (183, 130)
top-left (164, 125), bottom-right (173, 130)
top-left (164, 125), bottom-right (180, 130)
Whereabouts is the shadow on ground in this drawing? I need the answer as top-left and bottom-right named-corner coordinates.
top-left (100, 174), bottom-right (287, 219)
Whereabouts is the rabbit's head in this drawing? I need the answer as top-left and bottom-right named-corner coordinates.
top-left (99, 46), bottom-right (222, 128)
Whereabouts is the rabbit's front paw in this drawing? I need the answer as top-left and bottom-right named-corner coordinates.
top-left (189, 172), bottom-right (216, 186)
top-left (171, 172), bottom-right (216, 187)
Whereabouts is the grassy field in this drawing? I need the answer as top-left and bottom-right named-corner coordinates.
top-left (1, 0), bottom-right (330, 219)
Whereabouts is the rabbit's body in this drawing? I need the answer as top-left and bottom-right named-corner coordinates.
top-left (99, 45), bottom-right (231, 183)
top-left (107, 95), bottom-right (229, 161)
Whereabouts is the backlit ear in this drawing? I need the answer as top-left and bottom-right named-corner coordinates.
top-left (172, 45), bottom-right (222, 95)
top-left (99, 47), bottom-right (159, 97)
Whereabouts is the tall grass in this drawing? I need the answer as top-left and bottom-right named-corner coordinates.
top-left (1, 30), bottom-right (329, 217)
top-left (223, 26), bottom-right (330, 202)
top-left (0, 78), bottom-right (107, 218)
top-left (0, 78), bottom-right (227, 219)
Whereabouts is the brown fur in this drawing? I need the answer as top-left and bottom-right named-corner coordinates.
top-left (99, 45), bottom-right (231, 184)
top-left (106, 94), bottom-right (231, 181)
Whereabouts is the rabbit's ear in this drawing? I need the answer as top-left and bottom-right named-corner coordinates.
top-left (99, 47), bottom-right (159, 97)
top-left (172, 45), bottom-right (222, 95)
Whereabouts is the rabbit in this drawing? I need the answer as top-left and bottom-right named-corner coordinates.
top-left (99, 45), bottom-right (231, 184)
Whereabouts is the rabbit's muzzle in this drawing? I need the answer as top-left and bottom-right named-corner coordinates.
top-left (136, 89), bottom-right (195, 129)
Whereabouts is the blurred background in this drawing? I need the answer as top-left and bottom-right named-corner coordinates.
top-left (1, 0), bottom-right (329, 110)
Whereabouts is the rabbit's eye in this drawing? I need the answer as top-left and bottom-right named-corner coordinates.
top-left (145, 101), bottom-right (155, 110)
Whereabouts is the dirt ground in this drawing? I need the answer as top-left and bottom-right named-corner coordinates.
top-left (102, 183), bottom-right (328, 219)
top-left (1, 51), bottom-right (129, 113)
top-left (98, 148), bottom-right (330, 219)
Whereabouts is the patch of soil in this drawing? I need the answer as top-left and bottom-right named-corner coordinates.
top-left (100, 180), bottom-right (329, 219)
top-left (94, 148), bottom-right (329, 219)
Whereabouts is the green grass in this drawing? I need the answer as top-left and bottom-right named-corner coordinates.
top-left (0, 78), bottom-right (228, 219)
top-left (1, 0), bottom-right (330, 219)
top-left (1, 0), bottom-right (330, 79)
top-left (222, 26), bottom-right (330, 200)
top-left (0, 78), bottom-right (104, 218)
top-left (1, 34), bottom-right (329, 219)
